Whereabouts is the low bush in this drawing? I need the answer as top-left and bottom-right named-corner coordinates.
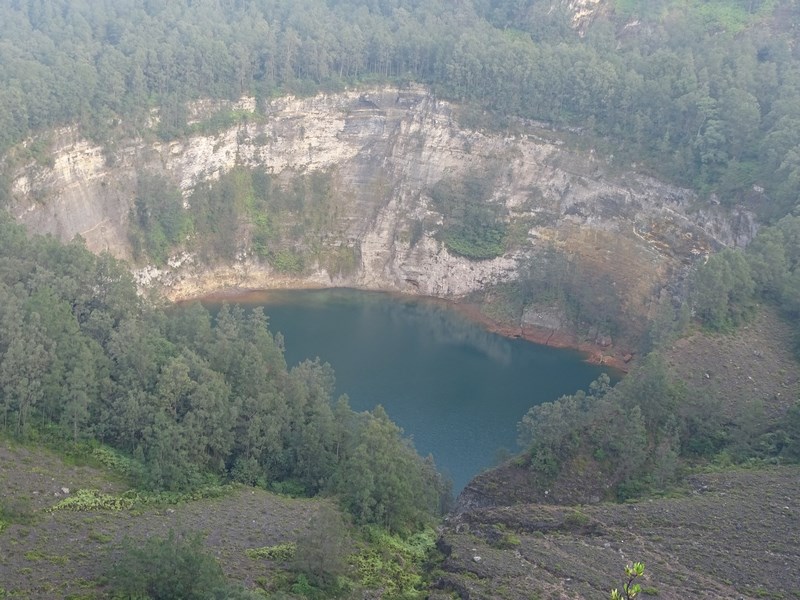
top-left (106, 531), bottom-right (254, 599)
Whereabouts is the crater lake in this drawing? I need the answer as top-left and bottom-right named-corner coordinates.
top-left (206, 289), bottom-right (612, 491)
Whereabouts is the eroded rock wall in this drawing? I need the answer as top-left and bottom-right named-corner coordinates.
top-left (5, 85), bottom-right (754, 349)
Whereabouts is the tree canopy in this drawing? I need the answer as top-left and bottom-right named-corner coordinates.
top-left (0, 215), bottom-right (448, 531)
top-left (0, 0), bottom-right (799, 221)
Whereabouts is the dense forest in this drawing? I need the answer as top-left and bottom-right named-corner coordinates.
top-left (0, 214), bottom-right (449, 533)
top-left (1, 0), bottom-right (799, 220)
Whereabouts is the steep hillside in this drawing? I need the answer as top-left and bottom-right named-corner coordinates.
top-left (663, 308), bottom-right (799, 422)
top-left (437, 466), bottom-right (800, 600)
top-left (5, 87), bottom-right (755, 357)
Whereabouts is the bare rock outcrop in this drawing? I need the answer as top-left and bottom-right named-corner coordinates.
top-left (6, 85), bottom-right (754, 349)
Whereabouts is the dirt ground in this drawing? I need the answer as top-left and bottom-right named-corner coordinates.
top-left (437, 466), bottom-right (800, 600)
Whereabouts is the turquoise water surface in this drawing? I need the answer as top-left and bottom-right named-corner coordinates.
top-left (212, 289), bottom-right (611, 491)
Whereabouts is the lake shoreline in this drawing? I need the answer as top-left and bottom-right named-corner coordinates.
top-left (180, 285), bottom-right (630, 374)
top-left (450, 301), bottom-right (631, 374)
top-left (193, 286), bottom-right (614, 490)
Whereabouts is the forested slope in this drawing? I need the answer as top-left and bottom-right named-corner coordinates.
top-left (0, 214), bottom-right (448, 533)
top-left (1, 0), bottom-right (799, 220)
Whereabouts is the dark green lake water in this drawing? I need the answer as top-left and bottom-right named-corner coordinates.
top-left (215, 289), bottom-right (611, 491)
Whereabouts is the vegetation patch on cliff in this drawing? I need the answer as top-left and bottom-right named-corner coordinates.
top-left (429, 173), bottom-right (508, 261)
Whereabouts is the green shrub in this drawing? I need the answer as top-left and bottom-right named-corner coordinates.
top-left (443, 226), bottom-right (506, 260)
top-left (90, 446), bottom-right (145, 481)
top-left (490, 524), bottom-right (522, 549)
top-left (49, 489), bottom-right (133, 512)
top-left (269, 479), bottom-right (308, 497)
top-left (245, 542), bottom-right (297, 561)
top-left (350, 527), bottom-right (437, 599)
top-left (430, 173), bottom-right (508, 261)
top-left (106, 531), bottom-right (241, 600)
top-left (290, 574), bottom-right (326, 600)
top-left (189, 109), bottom-right (251, 136)
top-left (122, 484), bottom-right (234, 507)
top-left (563, 509), bottom-right (590, 529)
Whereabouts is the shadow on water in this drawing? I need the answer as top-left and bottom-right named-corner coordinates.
top-left (204, 288), bottom-right (612, 491)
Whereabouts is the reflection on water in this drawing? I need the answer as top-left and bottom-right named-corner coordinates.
top-left (208, 288), bottom-right (610, 491)
top-left (363, 293), bottom-right (513, 366)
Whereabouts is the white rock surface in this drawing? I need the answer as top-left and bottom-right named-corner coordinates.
top-left (7, 85), bottom-right (754, 320)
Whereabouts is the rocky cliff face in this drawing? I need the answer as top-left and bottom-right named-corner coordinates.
top-left (5, 85), bottom-right (756, 352)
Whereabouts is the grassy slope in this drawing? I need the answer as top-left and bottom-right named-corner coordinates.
top-left (0, 440), bottom-right (326, 599)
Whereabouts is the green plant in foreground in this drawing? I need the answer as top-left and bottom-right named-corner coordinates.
top-left (350, 527), bottom-right (437, 599)
top-left (611, 562), bottom-right (645, 600)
